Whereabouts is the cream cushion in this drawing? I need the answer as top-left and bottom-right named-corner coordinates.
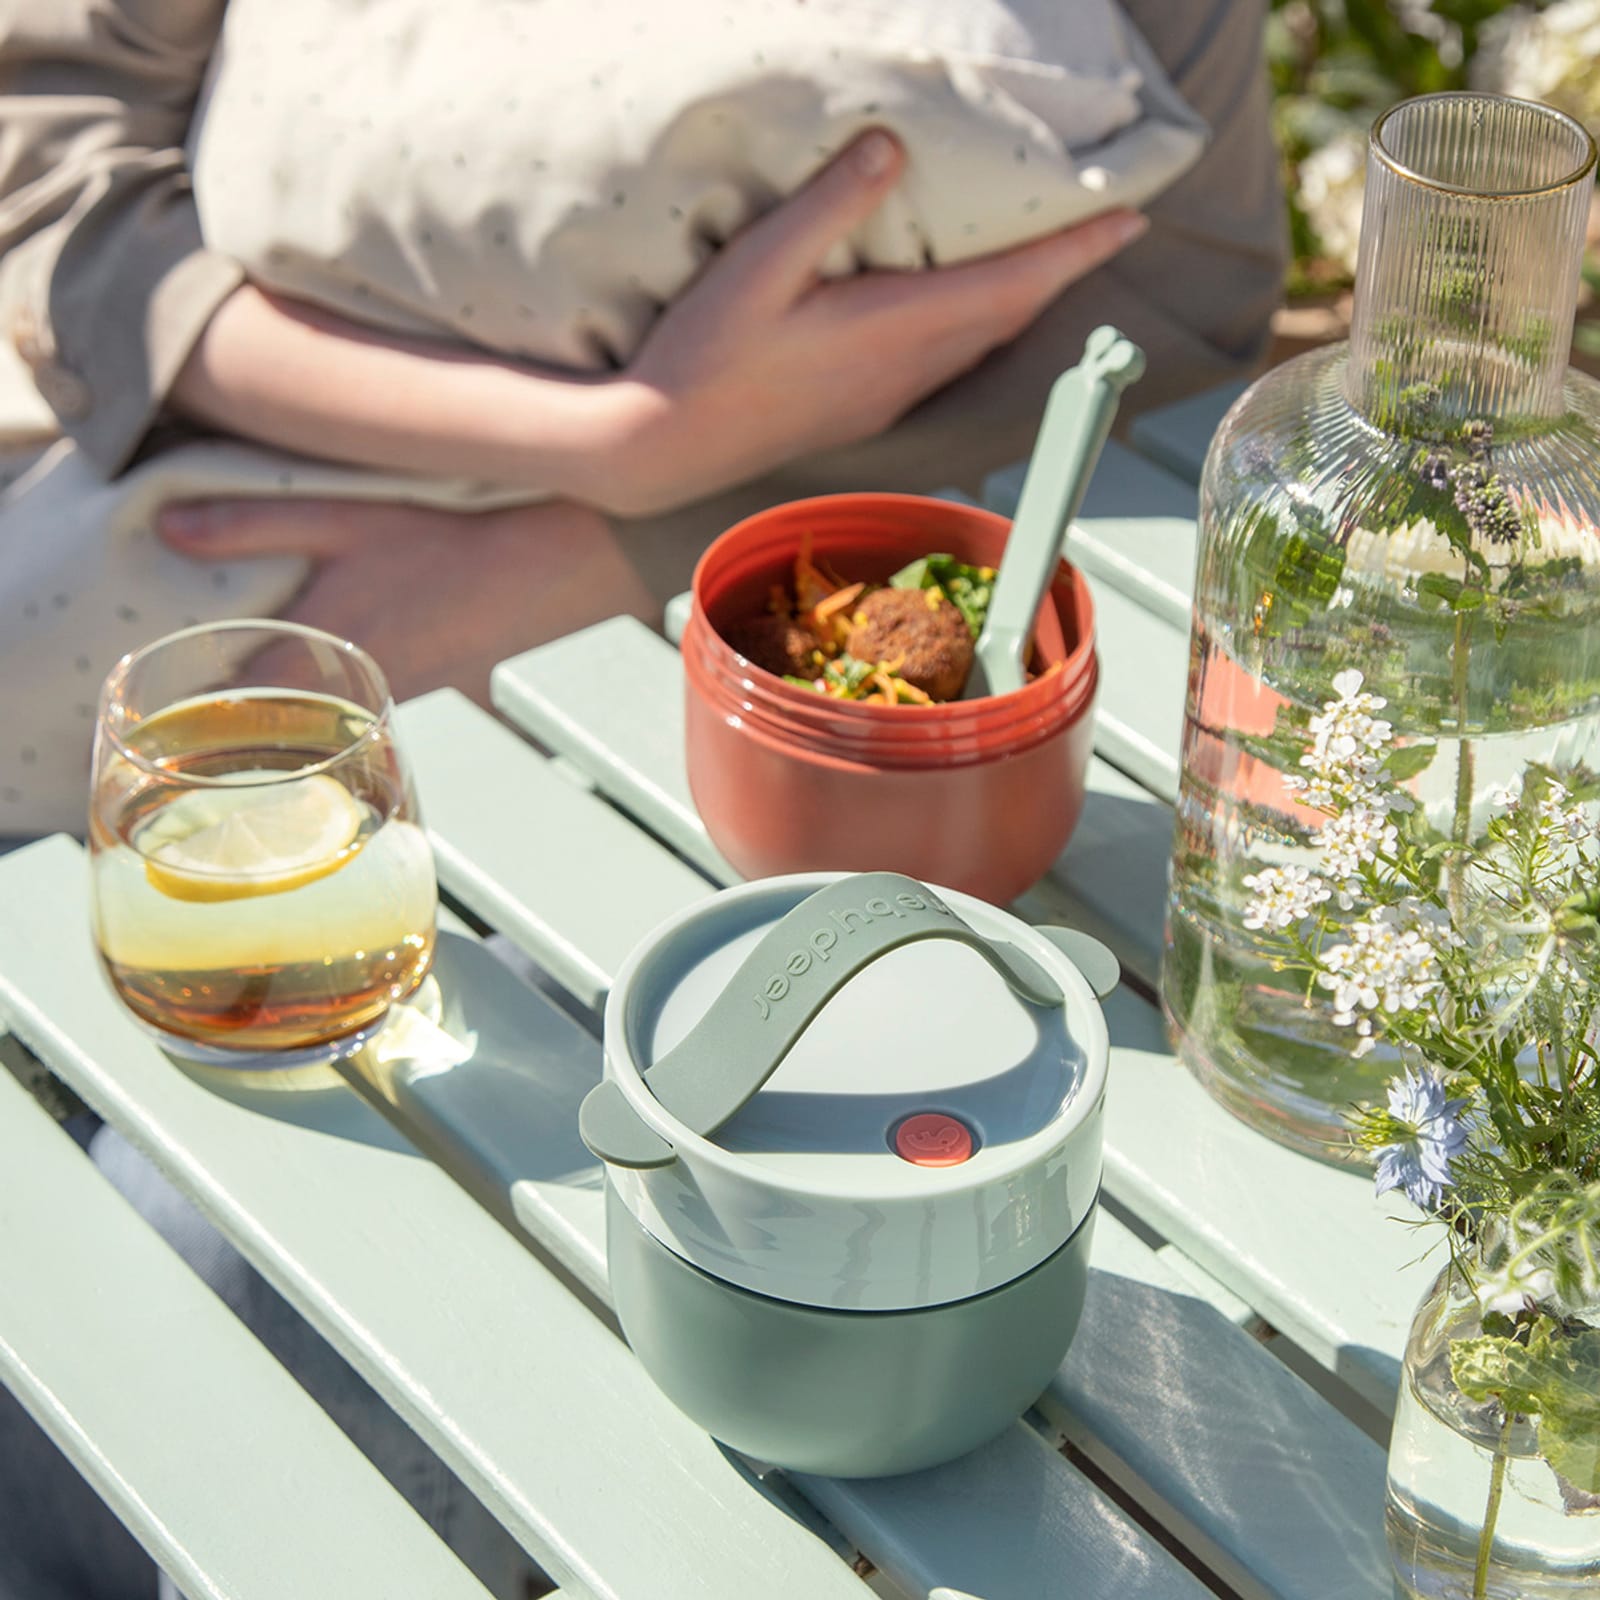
top-left (189, 0), bottom-right (1206, 368)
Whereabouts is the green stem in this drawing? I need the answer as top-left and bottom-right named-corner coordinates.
top-left (1451, 611), bottom-right (1476, 928)
top-left (1473, 1410), bottom-right (1515, 1600)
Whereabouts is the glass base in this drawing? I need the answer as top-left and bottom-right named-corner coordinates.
top-left (131, 1011), bottom-right (388, 1074)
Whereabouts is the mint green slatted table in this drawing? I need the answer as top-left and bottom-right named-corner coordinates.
top-left (0, 1051), bottom-right (495, 1600)
top-left (0, 383), bottom-right (1405, 1600)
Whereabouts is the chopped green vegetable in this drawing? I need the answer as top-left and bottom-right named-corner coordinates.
top-left (823, 653), bottom-right (879, 694)
top-left (889, 552), bottom-right (995, 639)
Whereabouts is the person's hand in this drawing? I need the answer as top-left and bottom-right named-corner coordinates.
top-left (157, 497), bottom-right (656, 705)
top-left (593, 131), bottom-right (1148, 516)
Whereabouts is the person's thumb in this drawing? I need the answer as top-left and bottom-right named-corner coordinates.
top-left (727, 129), bottom-right (905, 307)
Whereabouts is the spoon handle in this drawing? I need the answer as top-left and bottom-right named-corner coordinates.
top-left (973, 326), bottom-right (1145, 698)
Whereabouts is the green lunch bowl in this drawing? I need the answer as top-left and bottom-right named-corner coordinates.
top-left (581, 871), bottom-right (1116, 1477)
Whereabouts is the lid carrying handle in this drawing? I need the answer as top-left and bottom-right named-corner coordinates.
top-left (579, 873), bottom-right (1065, 1169)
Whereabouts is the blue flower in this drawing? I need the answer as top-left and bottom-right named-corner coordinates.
top-left (1373, 1065), bottom-right (1471, 1211)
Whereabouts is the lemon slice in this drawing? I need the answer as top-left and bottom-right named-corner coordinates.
top-left (138, 772), bottom-right (364, 903)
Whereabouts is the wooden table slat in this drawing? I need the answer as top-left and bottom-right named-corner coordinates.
top-left (489, 636), bottom-right (736, 882)
top-left (0, 839), bottom-right (871, 1600)
top-left (397, 688), bottom-right (715, 1010)
top-left (0, 1064), bottom-right (492, 1600)
top-left (1099, 990), bottom-right (1427, 1412)
top-left (1078, 580), bottom-right (1187, 803)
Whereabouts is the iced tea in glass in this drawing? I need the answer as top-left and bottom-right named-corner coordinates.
top-left (90, 620), bottom-right (437, 1065)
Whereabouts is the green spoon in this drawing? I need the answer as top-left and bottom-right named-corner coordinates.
top-left (963, 326), bottom-right (1145, 700)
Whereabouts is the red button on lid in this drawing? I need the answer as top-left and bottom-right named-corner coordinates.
top-left (893, 1113), bottom-right (974, 1167)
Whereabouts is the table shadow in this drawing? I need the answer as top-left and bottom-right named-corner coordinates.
top-left (170, 931), bottom-right (605, 1205)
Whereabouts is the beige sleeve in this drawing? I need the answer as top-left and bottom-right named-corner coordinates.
top-left (0, 0), bottom-right (240, 476)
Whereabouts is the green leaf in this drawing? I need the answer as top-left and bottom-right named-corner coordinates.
top-left (889, 556), bottom-right (935, 591)
top-left (1544, 1408), bottom-right (1600, 1499)
top-left (1558, 885), bottom-right (1600, 933)
top-left (819, 653), bottom-right (878, 696)
top-left (886, 553), bottom-right (994, 638)
top-left (1452, 1333), bottom-right (1547, 1415)
top-left (1417, 573), bottom-right (1465, 605)
top-left (1385, 742), bottom-right (1438, 783)
top-left (1452, 1325), bottom-right (1600, 1494)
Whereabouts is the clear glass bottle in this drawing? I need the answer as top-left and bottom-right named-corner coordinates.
top-left (1387, 1256), bottom-right (1600, 1600)
top-left (1162, 93), bottom-right (1600, 1160)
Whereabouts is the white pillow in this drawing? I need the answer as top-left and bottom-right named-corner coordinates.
top-left (190, 0), bottom-right (1205, 369)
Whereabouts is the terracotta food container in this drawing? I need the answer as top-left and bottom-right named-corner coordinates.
top-left (579, 871), bottom-right (1117, 1477)
top-left (682, 494), bottom-right (1098, 904)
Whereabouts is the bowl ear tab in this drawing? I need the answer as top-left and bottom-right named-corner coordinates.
top-left (579, 1080), bottom-right (677, 1169)
top-left (1036, 927), bottom-right (1120, 998)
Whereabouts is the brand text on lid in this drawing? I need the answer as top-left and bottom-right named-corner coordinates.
top-left (752, 892), bottom-right (952, 1019)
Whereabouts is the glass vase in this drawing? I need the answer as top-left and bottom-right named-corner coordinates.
top-left (1387, 1254), bottom-right (1600, 1599)
top-left (1161, 93), bottom-right (1600, 1160)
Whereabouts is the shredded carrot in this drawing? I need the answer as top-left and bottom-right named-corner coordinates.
top-left (812, 583), bottom-right (865, 625)
top-left (806, 582), bottom-right (866, 647)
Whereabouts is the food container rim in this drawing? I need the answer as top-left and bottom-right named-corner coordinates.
top-left (601, 872), bottom-right (1111, 1204)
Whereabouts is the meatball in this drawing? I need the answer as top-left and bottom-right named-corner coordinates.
top-left (721, 615), bottom-right (827, 680)
top-left (845, 587), bottom-right (974, 702)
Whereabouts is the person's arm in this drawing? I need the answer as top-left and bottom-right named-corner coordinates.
top-left (170, 142), bottom-right (1146, 519)
top-left (0, 0), bottom-right (239, 474)
top-left (166, 285), bottom-right (639, 502)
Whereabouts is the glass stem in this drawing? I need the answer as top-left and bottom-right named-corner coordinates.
top-left (1472, 1410), bottom-right (1514, 1600)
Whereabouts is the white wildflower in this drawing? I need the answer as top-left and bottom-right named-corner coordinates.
top-left (1318, 905), bottom-right (1442, 1037)
top-left (1536, 780), bottom-right (1595, 845)
top-left (1408, 898), bottom-right (1464, 951)
top-left (1284, 770), bottom-right (1339, 811)
top-left (1473, 1), bottom-right (1600, 143)
top-left (1490, 777), bottom-right (1524, 811)
top-left (1318, 805), bottom-right (1400, 898)
top-left (1242, 864), bottom-right (1332, 932)
top-left (1293, 670), bottom-right (1406, 816)
top-left (1295, 129), bottom-right (1367, 277)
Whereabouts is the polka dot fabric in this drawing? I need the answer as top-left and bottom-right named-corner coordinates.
top-left (190, 0), bottom-right (1205, 369)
